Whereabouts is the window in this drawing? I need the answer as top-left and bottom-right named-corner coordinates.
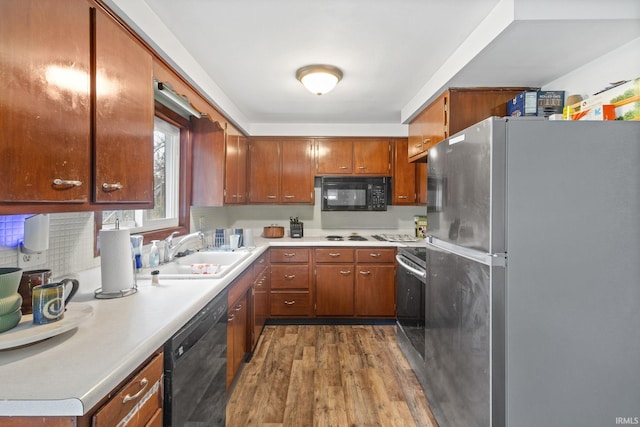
top-left (101, 116), bottom-right (181, 233)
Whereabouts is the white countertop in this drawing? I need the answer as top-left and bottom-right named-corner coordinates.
top-left (0, 235), bottom-right (423, 417)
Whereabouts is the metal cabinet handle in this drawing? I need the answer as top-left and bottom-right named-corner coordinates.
top-left (414, 143), bottom-right (423, 148)
top-left (398, 195), bottom-right (408, 199)
top-left (369, 253), bottom-right (381, 257)
top-left (284, 274), bottom-right (296, 280)
top-left (267, 195), bottom-right (277, 199)
top-left (234, 304), bottom-right (243, 312)
top-left (340, 270), bottom-right (351, 275)
top-left (228, 314), bottom-right (235, 322)
top-left (122, 378), bottom-right (149, 403)
top-left (284, 253), bottom-right (296, 257)
top-left (284, 300), bottom-right (296, 305)
top-left (358, 166), bottom-right (366, 169)
top-left (329, 253), bottom-right (341, 257)
top-left (283, 195), bottom-right (294, 199)
top-left (339, 166), bottom-right (348, 169)
top-left (53, 179), bottom-right (83, 187)
top-left (359, 270), bottom-right (372, 275)
top-left (423, 138), bottom-right (431, 145)
top-left (102, 182), bottom-right (123, 190)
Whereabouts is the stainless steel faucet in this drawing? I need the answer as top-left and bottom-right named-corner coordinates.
top-left (164, 231), bottom-right (205, 263)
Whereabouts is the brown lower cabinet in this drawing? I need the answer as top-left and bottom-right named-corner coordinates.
top-left (227, 269), bottom-right (252, 387)
top-left (251, 252), bottom-right (270, 349)
top-left (315, 248), bottom-right (355, 316)
top-left (92, 353), bottom-right (163, 427)
top-left (315, 247), bottom-right (397, 318)
top-left (269, 248), bottom-right (313, 317)
top-left (0, 351), bottom-right (164, 427)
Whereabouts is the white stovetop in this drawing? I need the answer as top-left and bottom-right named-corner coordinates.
top-left (0, 235), bottom-right (423, 416)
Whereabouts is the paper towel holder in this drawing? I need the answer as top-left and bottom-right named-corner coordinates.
top-left (95, 220), bottom-right (138, 299)
top-left (94, 286), bottom-right (137, 299)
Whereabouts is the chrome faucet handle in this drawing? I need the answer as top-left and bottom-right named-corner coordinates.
top-left (164, 231), bottom-right (180, 247)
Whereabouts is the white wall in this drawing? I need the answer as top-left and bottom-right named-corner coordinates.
top-left (543, 37), bottom-right (640, 99)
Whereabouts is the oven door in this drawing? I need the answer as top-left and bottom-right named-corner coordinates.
top-left (395, 252), bottom-right (428, 394)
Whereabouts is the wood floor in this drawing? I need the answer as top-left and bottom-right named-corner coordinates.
top-left (227, 325), bottom-right (438, 427)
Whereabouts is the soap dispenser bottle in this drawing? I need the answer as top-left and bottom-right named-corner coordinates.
top-left (149, 240), bottom-right (160, 267)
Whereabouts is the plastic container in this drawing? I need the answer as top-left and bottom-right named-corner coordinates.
top-left (149, 240), bottom-right (160, 267)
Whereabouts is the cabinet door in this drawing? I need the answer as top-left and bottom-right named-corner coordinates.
top-left (392, 139), bottom-right (416, 205)
top-left (354, 139), bottom-right (390, 175)
top-left (93, 7), bottom-right (154, 204)
top-left (193, 118), bottom-right (225, 206)
top-left (316, 139), bottom-right (353, 174)
top-left (419, 91), bottom-right (448, 153)
top-left (355, 265), bottom-right (396, 317)
top-left (416, 163), bottom-right (428, 205)
top-left (227, 292), bottom-right (248, 387)
top-left (316, 265), bottom-right (354, 316)
top-left (252, 264), bottom-right (269, 349)
top-left (408, 110), bottom-right (426, 158)
top-left (248, 139), bottom-right (280, 202)
top-left (0, 0), bottom-right (91, 203)
top-left (224, 134), bottom-right (239, 204)
top-left (236, 136), bottom-right (248, 204)
top-left (281, 139), bottom-right (313, 203)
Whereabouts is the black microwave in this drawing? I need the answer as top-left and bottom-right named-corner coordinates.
top-left (321, 177), bottom-right (389, 211)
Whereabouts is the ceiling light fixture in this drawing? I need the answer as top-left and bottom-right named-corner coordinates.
top-left (296, 64), bottom-right (343, 95)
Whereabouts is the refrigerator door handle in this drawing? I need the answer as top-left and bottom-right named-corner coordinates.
top-left (426, 236), bottom-right (506, 267)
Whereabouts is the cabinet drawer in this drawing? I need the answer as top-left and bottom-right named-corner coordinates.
top-left (93, 353), bottom-right (163, 427)
top-left (270, 292), bottom-right (311, 316)
top-left (270, 248), bottom-right (309, 263)
top-left (356, 248), bottom-right (396, 263)
top-left (271, 264), bottom-right (309, 289)
top-left (315, 248), bottom-right (355, 263)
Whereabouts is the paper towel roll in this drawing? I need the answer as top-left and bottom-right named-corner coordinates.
top-left (100, 228), bottom-right (134, 294)
top-left (24, 214), bottom-right (50, 252)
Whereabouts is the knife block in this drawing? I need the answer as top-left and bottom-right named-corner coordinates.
top-left (289, 221), bottom-right (303, 238)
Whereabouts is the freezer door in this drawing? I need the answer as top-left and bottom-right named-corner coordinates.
top-left (423, 241), bottom-right (504, 427)
top-left (427, 117), bottom-right (507, 253)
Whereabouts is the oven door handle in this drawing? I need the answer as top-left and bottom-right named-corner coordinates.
top-left (395, 255), bottom-right (427, 279)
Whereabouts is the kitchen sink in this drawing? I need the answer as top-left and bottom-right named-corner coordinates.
top-left (137, 250), bottom-right (252, 280)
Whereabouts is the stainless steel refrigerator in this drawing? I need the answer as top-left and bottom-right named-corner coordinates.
top-left (423, 117), bottom-right (640, 427)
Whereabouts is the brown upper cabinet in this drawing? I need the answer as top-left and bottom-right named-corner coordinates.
top-left (0, 0), bottom-right (154, 213)
top-left (391, 138), bottom-right (417, 205)
top-left (93, 6), bottom-right (154, 205)
top-left (316, 138), bottom-right (391, 176)
top-left (248, 138), bottom-right (314, 204)
top-left (224, 134), bottom-right (248, 205)
top-left (191, 117), bottom-right (226, 206)
top-left (408, 87), bottom-right (535, 162)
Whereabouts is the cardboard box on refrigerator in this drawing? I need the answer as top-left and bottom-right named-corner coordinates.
top-left (507, 90), bottom-right (565, 118)
top-left (570, 78), bottom-right (640, 121)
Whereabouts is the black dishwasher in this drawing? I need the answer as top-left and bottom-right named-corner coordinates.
top-left (164, 288), bottom-right (228, 427)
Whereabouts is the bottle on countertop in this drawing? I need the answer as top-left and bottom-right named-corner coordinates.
top-left (149, 240), bottom-right (160, 267)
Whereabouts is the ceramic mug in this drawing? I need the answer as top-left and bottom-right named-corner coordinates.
top-left (18, 269), bottom-right (53, 315)
top-left (32, 279), bottom-right (79, 325)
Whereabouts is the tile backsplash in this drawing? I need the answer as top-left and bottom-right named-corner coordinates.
top-left (0, 212), bottom-right (100, 278)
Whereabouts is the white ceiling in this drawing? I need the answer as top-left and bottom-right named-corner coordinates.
top-left (106, 0), bottom-right (640, 136)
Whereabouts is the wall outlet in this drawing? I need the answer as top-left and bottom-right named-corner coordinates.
top-left (18, 247), bottom-right (46, 269)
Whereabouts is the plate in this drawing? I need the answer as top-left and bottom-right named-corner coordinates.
top-left (0, 303), bottom-right (93, 350)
